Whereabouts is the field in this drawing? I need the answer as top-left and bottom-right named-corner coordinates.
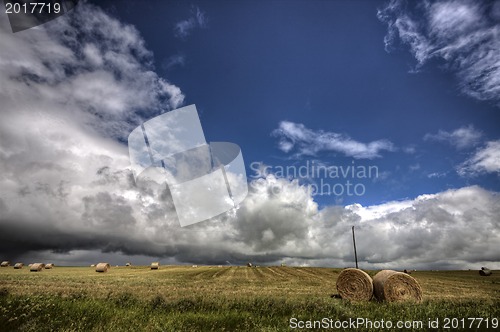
top-left (0, 266), bottom-right (499, 331)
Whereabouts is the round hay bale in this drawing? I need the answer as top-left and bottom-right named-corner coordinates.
top-left (14, 263), bottom-right (24, 269)
top-left (45, 263), bottom-right (54, 269)
top-left (151, 262), bottom-right (159, 270)
top-left (479, 267), bottom-right (492, 276)
top-left (336, 268), bottom-right (373, 301)
top-left (30, 263), bottom-right (45, 272)
top-left (0, 261), bottom-right (10, 267)
top-left (373, 270), bottom-right (422, 303)
top-left (90, 264), bottom-right (95, 267)
top-left (95, 263), bottom-right (110, 273)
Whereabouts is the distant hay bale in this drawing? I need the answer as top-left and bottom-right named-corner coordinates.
top-left (90, 264), bottom-right (95, 267)
top-left (373, 270), bottom-right (422, 303)
top-left (217, 265), bottom-right (223, 268)
top-left (280, 263), bottom-right (287, 267)
top-left (30, 263), bottom-right (45, 272)
top-left (192, 265), bottom-right (198, 268)
top-left (95, 263), bottom-right (110, 273)
top-left (150, 262), bottom-right (159, 270)
top-left (479, 267), bottom-right (492, 276)
top-left (45, 263), bottom-right (54, 269)
top-left (247, 262), bottom-right (253, 267)
top-left (125, 263), bottom-right (131, 267)
top-left (0, 261), bottom-right (10, 267)
top-left (336, 268), bottom-right (373, 301)
top-left (14, 263), bottom-right (24, 269)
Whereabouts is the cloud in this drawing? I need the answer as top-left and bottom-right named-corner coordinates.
top-left (272, 121), bottom-right (395, 159)
top-left (409, 163), bottom-right (420, 171)
top-left (427, 172), bottom-right (447, 178)
top-left (424, 125), bottom-right (483, 149)
top-left (458, 140), bottom-right (500, 176)
top-left (378, 0), bottom-right (500, 105)
top-left (0, 3), bottom-right (184, 141)
top-left (0, 3), bottom-right (185, 258)
top-left (174, 6), bottom-right (207, 39)
top-left (162, 54), bottom-right (186, 71)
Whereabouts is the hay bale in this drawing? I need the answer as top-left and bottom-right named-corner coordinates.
top-left (14, 263), bottom-right (24, 269)
top-left (45, 263), bottom-right (54, 269)
top-left (192, 264), bottom-right (198, 268)
top-left (336, 268), bottom-right (373, 301)
top-left (90, 264), bottom-right (95, 267)
top-left (30, 263), bottom-right (45, 272)
top-left (479, 267), bottom-right (492, 276)
top-left (217, 265), bottom-right (223, 268)
top-left (125, 263), bottom-right (131, 267)
top-left (0, 261), bottom-right (10, 267)
top-left (95, 263), bottom-right (110, 273)
top-left (151, 262), bottom-right (159, 270)
top-left (373, 270), bottom-right (422, 302)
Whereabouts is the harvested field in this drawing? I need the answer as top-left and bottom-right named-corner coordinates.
top-left (0, 266), bottom-right (499, 331)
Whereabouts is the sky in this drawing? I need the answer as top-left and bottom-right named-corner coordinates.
top-left (0, 0), bottom-right (499, 270)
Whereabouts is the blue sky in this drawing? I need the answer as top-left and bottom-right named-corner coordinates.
top-left (0, 0), bottom-right (499, 269)
top-left (93, 0), bottom-right (500, 207)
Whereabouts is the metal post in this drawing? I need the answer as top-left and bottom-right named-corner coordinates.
top-left (352, 226), bottom-right (358, 269)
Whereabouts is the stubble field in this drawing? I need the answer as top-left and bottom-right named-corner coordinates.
top-left (0, 265), bottom-right (499, 331)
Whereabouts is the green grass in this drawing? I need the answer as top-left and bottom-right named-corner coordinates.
top-left (0, 266), bottom-right (499, 331)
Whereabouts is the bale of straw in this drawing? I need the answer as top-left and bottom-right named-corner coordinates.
top-left (192, 265), bottom-right (198, 268)
top-left (95, 263), bottom-right (110, 273)
top-left (479, 267), bottom-right (492, 276)
top-left (151, 262), bottom-right (159, 270)
top-left (45, 263), bottom-right (54, 269)
top-left (336, 268), bottom-right (373, 301)
top-left (0, 261), bottom-right (10, 267)
top-left (14, 263), bottom-right (24, 269)
top-left (373, 270), bottom-right (422, 302)
top-left (90, 264), bottom-right (95, 267)
top-left (30, 263), bottom-right (45, 272)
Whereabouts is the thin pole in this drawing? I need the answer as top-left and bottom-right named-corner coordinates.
top-left (352, 226), bottom-right (358, 269)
